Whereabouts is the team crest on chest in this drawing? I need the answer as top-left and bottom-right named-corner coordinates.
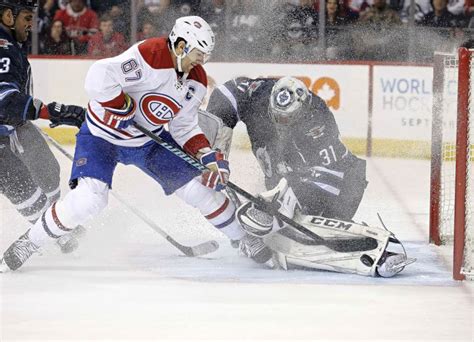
top-left (140, 93), bottom-right (182, 125)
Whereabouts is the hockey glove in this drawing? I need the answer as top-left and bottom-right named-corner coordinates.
top-left (47, 102), bottom-right (86, 128)
top-left (199, 150), bottom-right (230, 191)
top-left (102, 94), bottom-right (136, 129)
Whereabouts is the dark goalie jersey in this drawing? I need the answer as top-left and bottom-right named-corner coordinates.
top-left (206, 77), bottom-right (362, 190)
top-left (0, 25), bottom-right (35, 136)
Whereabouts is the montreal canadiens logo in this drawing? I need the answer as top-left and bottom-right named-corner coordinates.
top-left (140, 93), bottom-right (182, 125)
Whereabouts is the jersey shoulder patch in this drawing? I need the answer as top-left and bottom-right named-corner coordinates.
top-left (0, 38), bottom-right (13, 50)
top-left (188, 65), bottom-right (207, 87)
top-left (138, 37), bottom-right (174, 70)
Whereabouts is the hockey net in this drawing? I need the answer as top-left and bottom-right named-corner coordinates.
top-left (430, 48), bottom-right (474, 280)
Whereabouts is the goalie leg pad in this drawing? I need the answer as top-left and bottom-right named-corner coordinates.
top-left (263, 215), bottom-right (413, 277)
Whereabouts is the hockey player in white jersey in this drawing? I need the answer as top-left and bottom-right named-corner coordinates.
top-left (0, 16), bottom-right (271, 272)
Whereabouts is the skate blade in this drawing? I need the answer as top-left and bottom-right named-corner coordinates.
top-left (388, 257), bottom-right (417, 274)
top-left (399, 257), bottom-right (417, 268)
top-left (0, 259), bottom-right (11, 273)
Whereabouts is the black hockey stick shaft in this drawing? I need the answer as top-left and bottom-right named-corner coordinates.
top-left (134, 123), bottom-right (377, 253)
top-left (40, 128), bottom-right (218, 257)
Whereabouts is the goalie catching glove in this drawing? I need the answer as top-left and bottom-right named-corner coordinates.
top-left (199, 149), bottom-right (230, 191)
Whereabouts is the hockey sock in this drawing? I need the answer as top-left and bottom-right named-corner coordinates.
top-left (175, 178), bottom-right (245, 241)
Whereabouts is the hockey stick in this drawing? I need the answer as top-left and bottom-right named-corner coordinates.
top-left (134, 123), bottom-right (378, 253)
top-left (39, 128), bottom-right (219, 257)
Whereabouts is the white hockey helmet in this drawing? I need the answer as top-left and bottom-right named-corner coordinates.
top-left (169, 16), bottom-right (215, 70)
top-left (269, 77), bottom-right (312, 126)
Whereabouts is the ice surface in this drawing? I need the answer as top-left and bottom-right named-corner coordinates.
top-left (1, 148), bottom-right (473, 341)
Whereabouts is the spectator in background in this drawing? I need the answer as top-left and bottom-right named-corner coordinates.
top-left (270, 0), bottom-right (318, 60)
top-left (54, 0), bottom-right (99, 54)
top-left (324, 0), bottom-right (358, 26)
top-left (321, 0), bottom-right (359, 59)
top-left (87, 15), bottom-right (127, 57)
top-left (354, 0), bottom-right (403, 60)
top-left (37, 0), bottom-right (56, 35)
top-left (227, 0), bottom-right (268, 60)
top-left (137, 21), bottom-right (158, 40)
top-left (202, 0), bottom-right (226, 34)
top-left (137, 0), bottom-right (171, 36)
top-left (170, 0), bottom-right (201, 16)
top-left (138, 0), bottom-right (170, 15)
top-left (107, 3), bottom-right (131, 40)
top-left (359, 0), bottom-right (402, 25)
top-left (420, 0), bottom-right (462, 27)
top-left (202, 0), bottom-right (227, 59)
top-left (447, 0), bottom-right (465, 16)
top-left (55, 0), bottom-right (68, 10)
top-left (40, 19), bottom-right (73, 55)
top-left (399, 0), bottom-right (432, 23)
top-left (349, 0), bottom-right (373, 13)
top-left (166, 0), bottom-right (202, 25)
top-left (90, 0), bottom-right (129, 15)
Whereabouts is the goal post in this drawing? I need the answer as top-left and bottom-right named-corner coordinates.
top-left (430, 48), bottom-right (474, 281)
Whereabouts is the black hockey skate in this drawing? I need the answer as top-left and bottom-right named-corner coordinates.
top-left (238, 234), bottom-right (273, 264)
top-left (0, 230), bottom-right (39, 272)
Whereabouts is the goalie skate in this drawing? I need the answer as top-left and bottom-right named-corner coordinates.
top-left (1, 230), bottom-right (39, 272)
top-left (239, 234), bottom-right (273, 264)
top-left (376, 252), bottom-right (416, 278)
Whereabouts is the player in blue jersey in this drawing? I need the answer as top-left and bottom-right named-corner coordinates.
top-left (203, 76), bottom-right (368, 221)
top-left (0, 0), bottom-right (86, 253)
top-left (200, 77), bottom-right (415, 277)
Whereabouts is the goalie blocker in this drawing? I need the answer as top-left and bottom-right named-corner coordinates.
top-left (236, 179), bottom-right (416, 278)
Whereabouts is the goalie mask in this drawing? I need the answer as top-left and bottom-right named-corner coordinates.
top-left (168, 16), bottom-right (215, 72)
top-left (269, 77), bottom-right (312, 127)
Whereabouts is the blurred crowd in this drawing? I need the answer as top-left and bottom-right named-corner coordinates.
top-left (34, 0), bottom-right (473, 62)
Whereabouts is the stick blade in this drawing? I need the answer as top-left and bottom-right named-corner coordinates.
top-left (180, 240), bottom-right (220, 257)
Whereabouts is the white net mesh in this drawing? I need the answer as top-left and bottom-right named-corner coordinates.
top-left (435, 51), bottom-right (474, 279)
top-left (438, 54), bottom-right (458, 243)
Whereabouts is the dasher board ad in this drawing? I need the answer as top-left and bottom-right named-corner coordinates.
top-left (372, 65), bottom-right (433, 141)
top-left (205, 63), bottom-right (370, 139)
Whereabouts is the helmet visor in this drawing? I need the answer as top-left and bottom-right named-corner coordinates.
top-left (188, 47), bottom-right (212, 64)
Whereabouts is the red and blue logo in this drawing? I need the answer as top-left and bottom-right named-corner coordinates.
top-left (140, 93), bottom-right (182, 125)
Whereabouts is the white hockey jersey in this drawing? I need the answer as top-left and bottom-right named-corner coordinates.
top-left (84, 37), bottom-right (210, 155)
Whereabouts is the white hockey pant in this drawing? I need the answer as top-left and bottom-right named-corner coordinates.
top-left (28, 177), bottom-right (109, 247)
top-left (175, 177), bottom-right (244, 241)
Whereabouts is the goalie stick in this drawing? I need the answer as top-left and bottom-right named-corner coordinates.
top-left (134, 123), bottom-right (378, 253)
top-left (39, 128), bottom-right (219, 257)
